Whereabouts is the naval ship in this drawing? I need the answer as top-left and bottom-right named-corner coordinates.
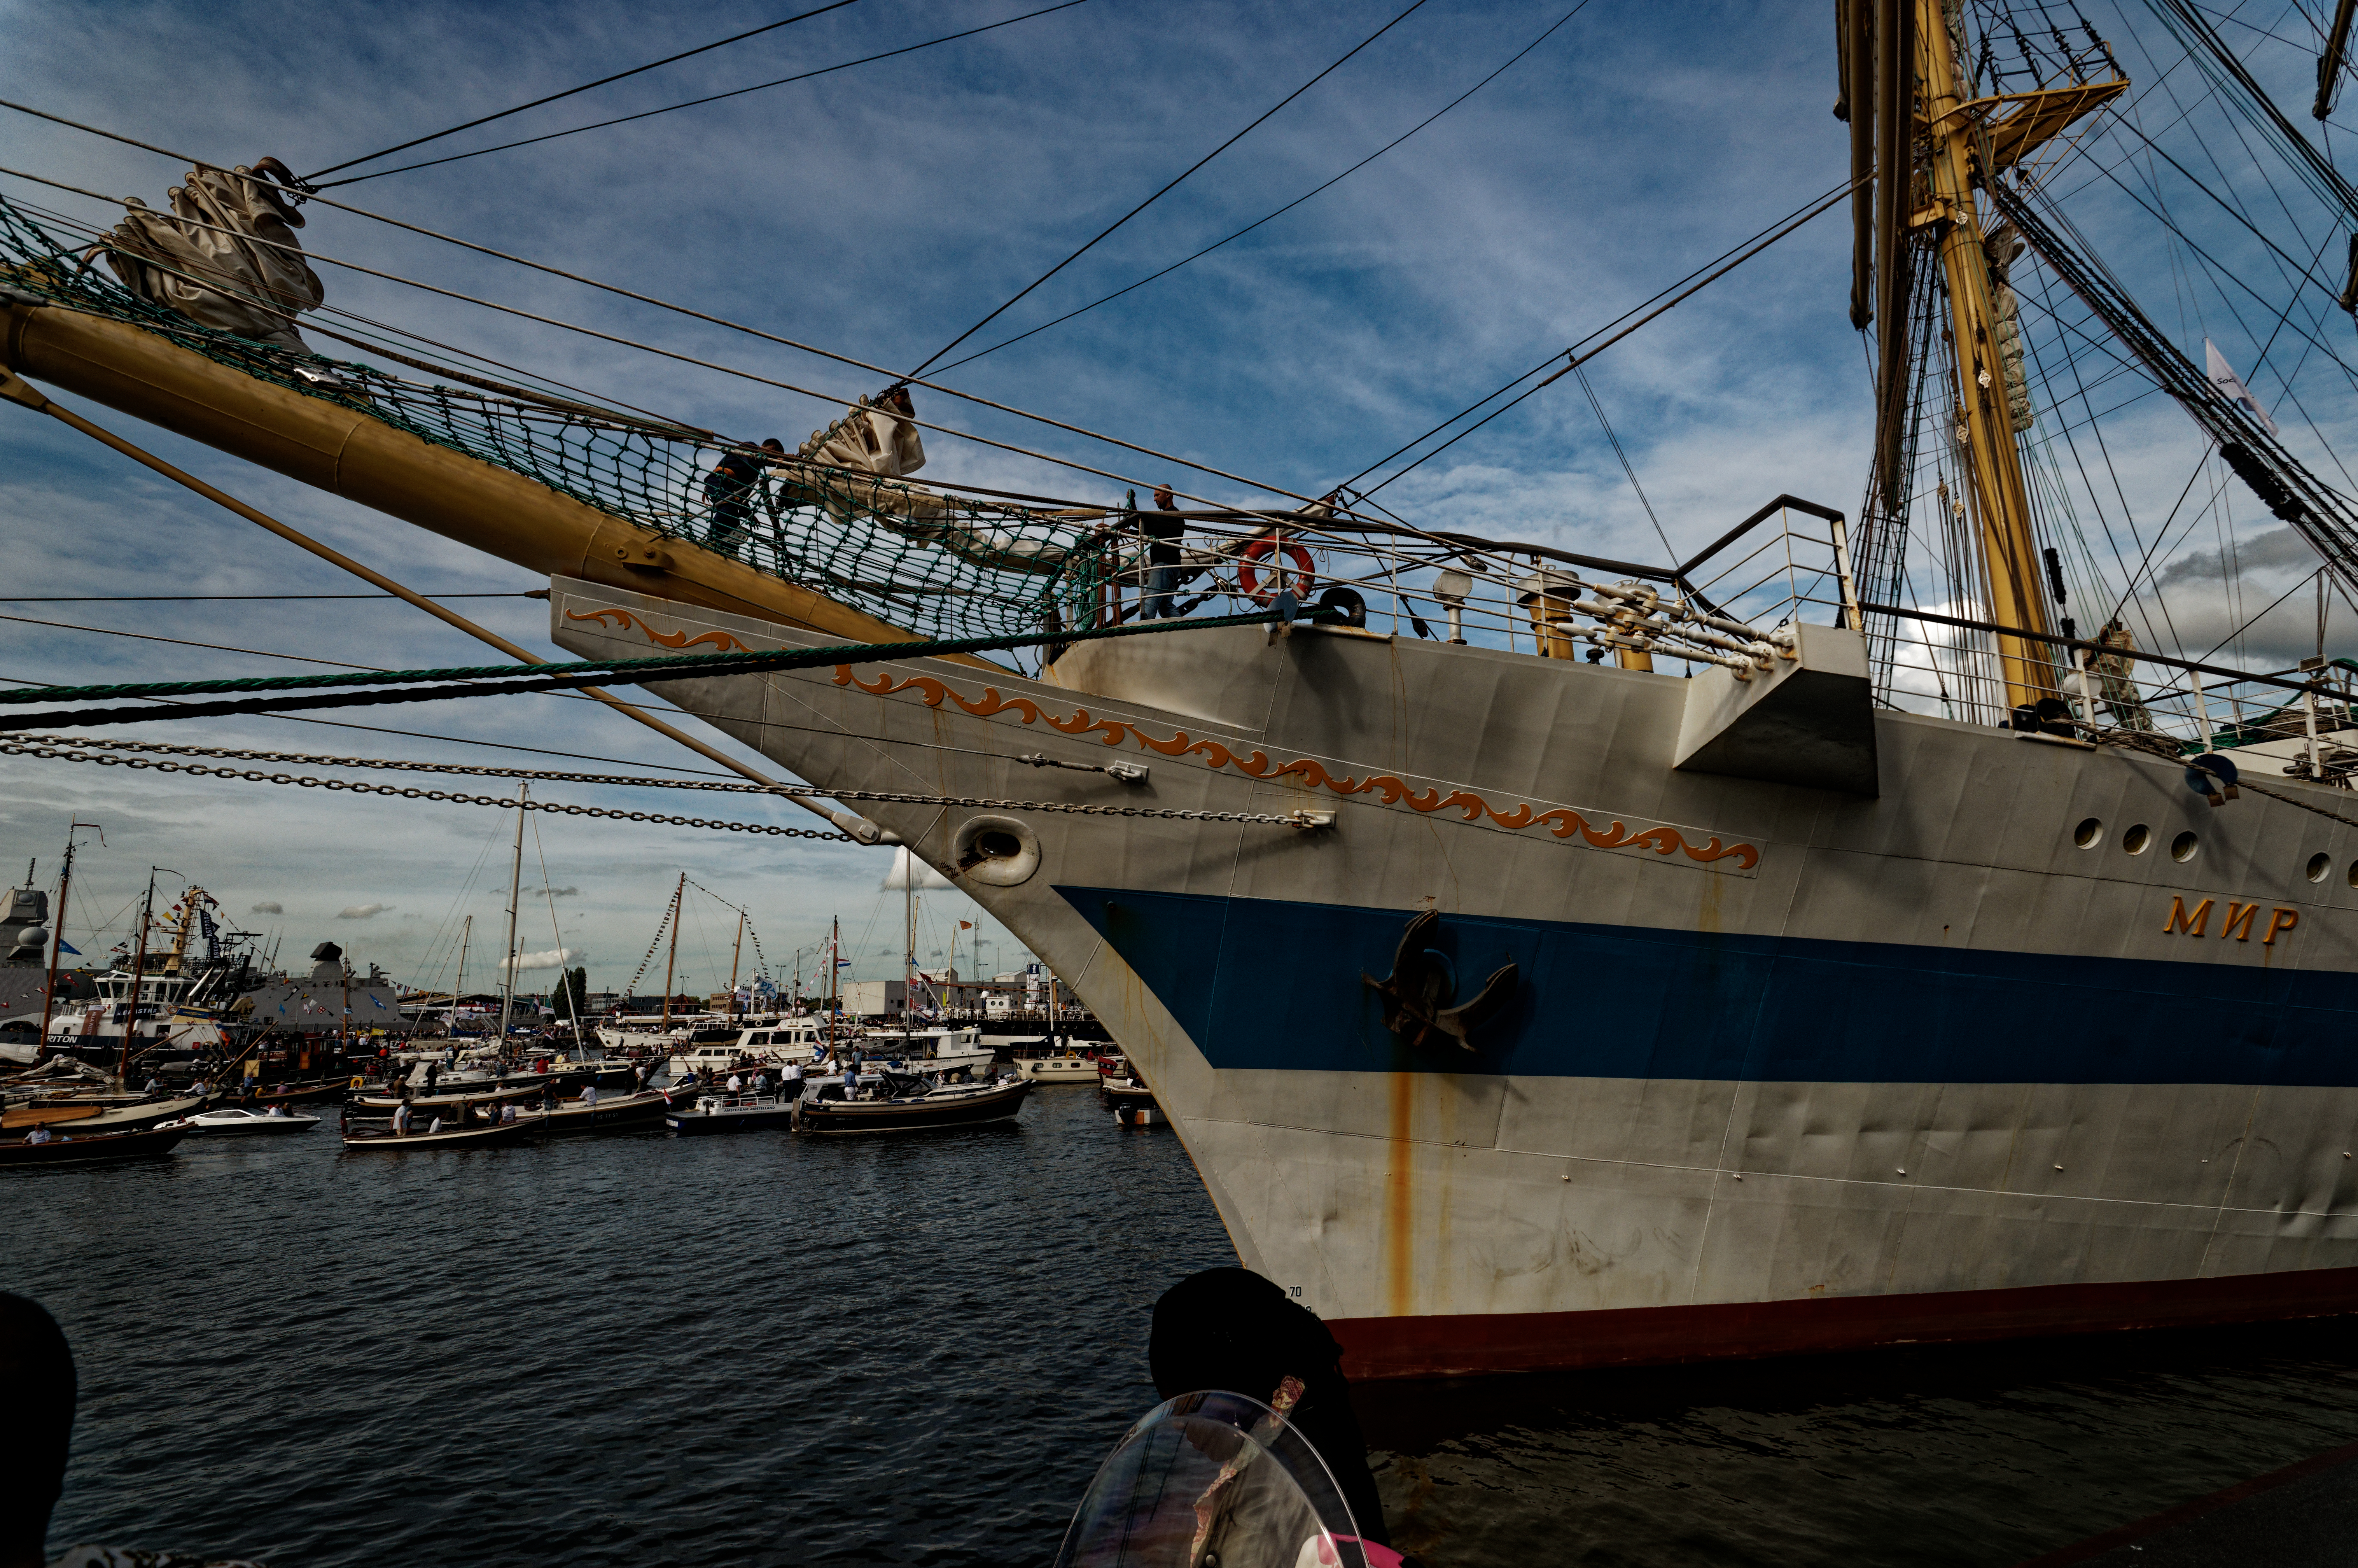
top-left (7, 2), bottom-right (2358, 1375)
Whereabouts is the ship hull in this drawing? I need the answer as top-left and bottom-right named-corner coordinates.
top-left (552, 580), bottom-right (2358, 1377)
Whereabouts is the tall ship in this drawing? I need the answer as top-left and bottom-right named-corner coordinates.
top-left (9, 3), bottom-right (2358, 1374)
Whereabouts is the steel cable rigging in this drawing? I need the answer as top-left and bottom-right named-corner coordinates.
top-left (933, 0), bottom-right (1595, 375)
top-left (302, 0), bottom-right (868, 182)
top-left (903, 0), bottom-right (1434, 378)
top-left (311, 0), bottom-right (1092, 190)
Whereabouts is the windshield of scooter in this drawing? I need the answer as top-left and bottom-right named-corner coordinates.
top-left (1053, 1390), bottom-right (1366, 1568)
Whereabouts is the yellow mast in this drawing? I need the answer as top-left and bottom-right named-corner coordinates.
top-left (1914, 0), bottom-right (2058, 710)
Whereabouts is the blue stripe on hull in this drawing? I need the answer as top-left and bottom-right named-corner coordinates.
top-left (1060, 886), bottom-right (2358, 1086)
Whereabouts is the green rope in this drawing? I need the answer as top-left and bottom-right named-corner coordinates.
top-left (0, 607), bottom-right (1314, 707)
top-left (0, 606), bottom-right (1332, 730)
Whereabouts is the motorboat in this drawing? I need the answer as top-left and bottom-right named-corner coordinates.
top-left (860, 1025), bottom-right (995, 1077)
top-left (1011, 1045), bottom-right (1109, 1083)
top-left (792, 1074), bottom-right (1031, 1134)
top-left (663, 1017), bottom-right (838, 1080)
top-left (666, 1080), bottom-right (808, 1134)
top-left (1099, 1073), bottom-right (1163, 1128)
top-left (156, 1105), bottom-right (320, 1136)
top-left (0, 1124), bottom-right (189, 1166)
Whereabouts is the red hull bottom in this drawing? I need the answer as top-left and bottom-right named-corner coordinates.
top-left (1329, 1267), bottom-right (2358, 1381)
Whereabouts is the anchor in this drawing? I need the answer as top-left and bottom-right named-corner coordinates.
top-left (1361, 909), bottom-right (1518, 1052)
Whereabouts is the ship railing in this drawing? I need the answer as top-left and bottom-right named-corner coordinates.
top-left (1069, 494), bottom-right (1858, 677)
top-left (1868, 605), bottom-right (2358, 784)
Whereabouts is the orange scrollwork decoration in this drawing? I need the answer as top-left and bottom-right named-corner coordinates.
top-left (564, 607), bottom-right (750, 654)
top-left (833, 666), bottom-right (1761, 871)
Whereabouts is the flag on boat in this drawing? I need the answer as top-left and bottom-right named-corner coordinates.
top-left (56, 938), bottom-right (79, 955)
top-left (2205, 338), bottom-right (2280, 437)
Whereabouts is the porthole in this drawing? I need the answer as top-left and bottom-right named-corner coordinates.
top-left (2122, 824), bottom-right (2152, 855)
top-left (2072, 818), bottom-right (2104, 849)
top-left (2171, 831), bottom-right (2199, 863)
top-left (2347, 859), bottom-right (2358, 889)
top-left (2309, 852), bottom-right (2333, 883)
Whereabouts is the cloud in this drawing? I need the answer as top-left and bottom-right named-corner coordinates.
top-left (501, 947), bottom-right (582, 972)
top-left (2153, 527), bottom-right (2322, 593)
top-left (539, 886), bottom-right (579, 897)
top-left (249, 901), bottom-right (282, 914)
top-left (880, 847), bottom-right (954, 891)
top-left (336, 903), bottom-right (390, 919)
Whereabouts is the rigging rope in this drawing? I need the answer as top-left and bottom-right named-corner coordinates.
top-left (0, 607), bottom-right (1312, 708)
top-left (934, 0), bottom-right (1594, 374)
top-left (1345, 177), bottom-right (1862, 499)
top-left (1989, 182), bottom-right (2358, 600)
top-left (317, 1), bottom-right (1092, 189)
top-left (905, 0), bottom-right (1433, 377)
top-left (303, 0), bottom-right (868, 181)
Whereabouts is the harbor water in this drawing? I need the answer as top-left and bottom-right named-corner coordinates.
top-left (9, 1086), bottom-right (2358, 1566)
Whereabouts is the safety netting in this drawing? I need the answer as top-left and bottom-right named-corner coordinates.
top-left (0, 190), bottom-right (1120, 644)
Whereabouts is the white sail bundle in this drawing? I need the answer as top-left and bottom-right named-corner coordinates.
top-left (92, 159), bottom-right (323, 354)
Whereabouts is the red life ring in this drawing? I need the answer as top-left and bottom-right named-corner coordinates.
top-left (1237, 537), bottom-right (1316, 602)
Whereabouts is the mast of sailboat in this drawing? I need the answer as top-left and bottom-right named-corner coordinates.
top-left (120, 865), bottom-right (171, 1084)
top-left (903, 851), bottom-right (917, 1040)
top-left (658, 872), bottom-right (685, 1030)
top-left (727, 906), bottom-right (744, 1024)
top-left (498, 780), bottom-right (527, 1046)
top-left (35, 821), bottom-right (99, 1049)
top-left (452, 914), bottom-right (471, 1034)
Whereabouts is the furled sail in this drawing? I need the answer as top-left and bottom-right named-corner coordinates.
top-left (93, 159), bottom-right (322, 354)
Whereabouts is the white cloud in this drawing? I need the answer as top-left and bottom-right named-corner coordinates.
top-left (249, 901), bottom-right (282, 914)
top-left (337, 903), bottom-right (390, 919)
top-left (501, 947), bottom-right (582, 972)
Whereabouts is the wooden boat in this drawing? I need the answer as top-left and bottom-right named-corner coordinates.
top-left (792, 1076), bottom-right (1030, 1134)
top-left (157, 1106), bottom-right (320, 1136)
top-left (245, 1079), bottom-right (351, 1107)
top-left (1, 1102), bottom-right (103, 1131)
top-left (350, 1079), bottom-right (547, 1113)
top-left (0, 1124), bottom-right (188, 1166)
top-left (499, 1088), bottom-right (669, 1136)
top-left (341, 1114), bottom-right (544, 1150)
top-left (7, 1094), bottom-right (209, 1133)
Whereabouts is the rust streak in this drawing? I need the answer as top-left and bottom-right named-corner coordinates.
top-left (1388, 1071), bottom-right (1416, 1320)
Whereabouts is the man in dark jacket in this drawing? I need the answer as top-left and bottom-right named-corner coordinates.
top-left (703, 446), bottom-right (764, 562)
top-left (1139, 483), bottom-right (1186, 619)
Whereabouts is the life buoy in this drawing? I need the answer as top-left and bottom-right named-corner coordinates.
top-left (1236, 537), bottom-right (1316, 602)
top-left (348, 1075), bottom-right (364, 1090)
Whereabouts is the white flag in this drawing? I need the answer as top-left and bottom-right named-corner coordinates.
top-left (2205, 338), bottom-right (2279, 438)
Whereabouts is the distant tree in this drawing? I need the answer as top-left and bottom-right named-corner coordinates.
top-left (551, 966), bottom-right (588, 1020)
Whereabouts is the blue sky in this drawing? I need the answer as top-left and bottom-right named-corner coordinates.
top-left (3, 0), bottom-right (2355, 986)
